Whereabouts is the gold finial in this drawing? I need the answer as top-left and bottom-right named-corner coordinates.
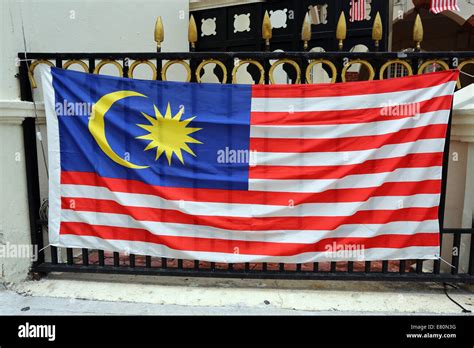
top-left (154, 16), bottom-right (164, 52)
top-left (336, 12), bottom-right (346, 51)
top-left (188, 14), bottom-right (197, 50)
top-left (413, 14), bottom-right (423, 51)
top-left (28, 70), bottom-right (37, 89)
top-left (262, 10), bottom-right (272, 49)
top-left (372, 12), bottom-right (382, 50)
top-left (301, 12), bottom-right (311, 51)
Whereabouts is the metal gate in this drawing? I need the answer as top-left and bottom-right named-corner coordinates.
top-left (17, 10), bottom-right (474, 284)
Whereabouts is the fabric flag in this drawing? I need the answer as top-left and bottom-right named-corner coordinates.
top-left (349, 0), bottom-right (366, 22)
top-left (308, 5), bottom-right (321, 25)
top-left (40, 66), bottom-right (459, 263)
top-left (430, 0), bottom-right (460, 14)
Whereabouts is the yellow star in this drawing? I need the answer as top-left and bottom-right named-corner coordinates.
top-left (136, 103), bottom-right (202, 165)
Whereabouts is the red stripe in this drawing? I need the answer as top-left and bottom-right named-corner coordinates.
top-left (60, 222), bottom-right (439, 256)
top-left (250, 124), bottom-right (447, 153)
top-left (358, 0), bottom-right (364, 20)
top-left (251, 70), bottom-right (458, 98)
top-left (61, 171), bottom-right (442, 205)
top-left (250, 96), bottom-right (452, 125)
top-left (429, 0), bottom-right (458, 14)
top-left (249, 153), bottom-right (443, 180)
top-left (349, 0), bottom-right (365, 22)
top-left (61, 197), bottom-right (439, 231)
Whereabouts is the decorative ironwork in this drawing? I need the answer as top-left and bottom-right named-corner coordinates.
top-left (301, 12), bottom-right (311, 51)
top-left (269, 58), bottom-right (301, 84)
top-left (93, 59), bottom-right (123, 76)
top-left (161, 60), bottom-right (191, 82)
top-left (154, 16), bottom-right (164, 52)
top-left (188, 14), bottom-right (198, 50)
top-left (305, 59), bottom-right (337, 83)
top-left (457, 59), bottom-right (474, 88)
top-left (413, 13), bottom-right (423, 51)
top-left (195, 59), bottom-right (227, 83)
top-left (262, 10), bottom-right (272, 51)
top-left (417, 59), bottom-right (450, 74)
top-left (379, 59), bottom-right (413, 79)
top-left (63, 59), bottom-right (88, 72)
top-left (128, 60), bottom-right (157, 80)
top-left (372, 12), bottom-right (383, 50)
top-left (341, 59), bottom-right (375, 82)
top-left (336, 11), bottom-right (347, 51)
top-left (232, 59), bottom-right (264, 84)
top-left (28, 59), bottom-right (53, 88)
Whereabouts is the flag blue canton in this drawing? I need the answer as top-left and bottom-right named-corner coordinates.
top-left (52, 67), bottom-right (252, 190)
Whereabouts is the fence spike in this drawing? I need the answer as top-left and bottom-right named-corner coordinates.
top-left (154, 16), bottom-right (164, 52)
top-left (301, 12), bottom-right (311, 51)
top-left (372, 12), bottom-right (382, 51)
top-left (262, 10), bottom-right (272, 50)
top-left (413, 13), bottom-right (423, 51)
top-left (188, 14), bottom-right (198, 50)
top-left (336, 11), bottom-right (346, 51)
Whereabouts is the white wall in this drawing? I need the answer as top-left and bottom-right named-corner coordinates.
top-left (0, 0), bottom-right (189, 283)
top-left (1, 0), bottom-right (189, 100)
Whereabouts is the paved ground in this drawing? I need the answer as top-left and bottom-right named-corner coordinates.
top-left (0, 287), bottom-right (310, 315)
top-left (1, 274), bottom-right (473, 315)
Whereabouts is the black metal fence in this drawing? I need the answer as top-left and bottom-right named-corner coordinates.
top-left (19, 50), bottom-right (474, 282)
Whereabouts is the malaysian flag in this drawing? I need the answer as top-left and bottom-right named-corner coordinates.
top-left (40, 66), bottom-right (458, 263)
top-left (349, 0), bottom-right (366, 22)
top-left (430, 0), bottom-right (460, 13)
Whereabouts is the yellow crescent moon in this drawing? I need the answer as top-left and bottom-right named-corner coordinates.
top-left (89, 90), bottom-right (149, 169)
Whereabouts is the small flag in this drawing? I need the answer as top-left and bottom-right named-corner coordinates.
top-left (308, 5), bottom-right (321, 25)
top-left (430, 0), bottom-right (460, 14)
top-left (350, 0), bottom-right (366, 22)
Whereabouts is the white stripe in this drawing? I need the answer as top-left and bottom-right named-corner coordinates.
top-left (61, 184), bottom-right (440, 217)
top-left (38, 65), bottom-right (62, 246)
top-left (250, 81), bottom-right (455, 112)
top-left (250, 109), bottom-right (449, 139)
top-left (249, 166), bottom-right (441, 193)
top-left (61, 210), bottom-right (439, 244)
top-left (55, 235), bottom-right (440, 262)
top-left (253, 138), bottom-right (444, 166)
